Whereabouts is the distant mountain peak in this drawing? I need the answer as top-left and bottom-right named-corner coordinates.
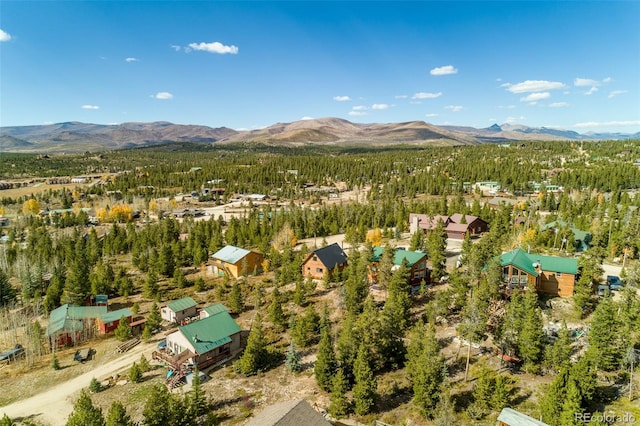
top-left (486, 123), bottom-right (502, 132)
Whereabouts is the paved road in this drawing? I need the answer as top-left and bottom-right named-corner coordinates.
top-left (0, 342), bottom-right (155, 425)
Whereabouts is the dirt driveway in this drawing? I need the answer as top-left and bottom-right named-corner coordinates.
top-left (0, 341), bottom-right (155, 425)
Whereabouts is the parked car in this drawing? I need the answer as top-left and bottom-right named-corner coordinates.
top-left (597, 284), bottom-right (610, 297)
top-left (607, 275), bottom-right (624, 291)
top-left (157, 339), bottom-right (167, 350)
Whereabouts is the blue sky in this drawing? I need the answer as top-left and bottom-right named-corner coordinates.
top-left (1, 1), bottom-right (639, 133)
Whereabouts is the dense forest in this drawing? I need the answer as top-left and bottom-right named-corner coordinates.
top-left (1, 139), bottom-right (639, 425)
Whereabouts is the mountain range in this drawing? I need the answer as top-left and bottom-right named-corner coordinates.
top-left (1, 118), bottom-right (638, 153)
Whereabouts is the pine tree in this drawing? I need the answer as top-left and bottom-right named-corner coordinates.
top-left (143, 384), bottom-right (174, 426)
top-left (0, 269), bottom-right (16, 308)
top-left (539, 368), bottom-right (569, 426)
top-left (285, 341), bottom-right (301, 373)
top-left (587, 296), bottom-right (622, 371)
top-left (143, 269), bottom-right (159, 299)
top-left (89, 377), bottom-right (102, 393)
top-left (559, 379), bottom-right (582, 426)
top-left (544, 321), bottom-right (572, 373)
top-left (491, 374), bottom-right (509, 411)
top-left (228, 282), bottom-right (244, 314)
top-left (519, 287), bottom-right (545, 373)
top-left (293, 277), bottom-right (306, 306)
top-left (269, 285), bottom-right (286, 332)
top-left (129, 362), bottom-right (142, 383)
top-left (468, 362), bottom-right (494, 419)
top-left (66, 389), bottom-right (105, 426)
top-left (0, 414), bottom-right (13, 426)
top-left (52, 354), bottom-right (60, 370)
top-left (352, 344), bottom-right (376, 416)
top-left (146, 301), bottom-right (162, 332)
top-left (433, 387), bottom-right (456, 426)
top-left (314, 322), bottom-right (336, 391)
top-left (238, 314), bottom-right (268, 376)
top-left (329, 368), bottom-right (350, 418)
top-left (185, 368), bottom-right (208, 418)
top-left (139, 354), bottom-right (151, 372)
top-left (105, 401), bottom-right (134, 426)
top-left (426, 219), bottom-right (447, 281)
top-left (114, 316), bottom-right (132, 341)
top-left (407, 322), bottom-right (445, 418)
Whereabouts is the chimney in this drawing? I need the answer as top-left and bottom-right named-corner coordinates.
top-left (193, 334), bottom-right (199, 343)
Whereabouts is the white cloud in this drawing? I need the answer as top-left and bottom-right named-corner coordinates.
top-left (0, 29), bottom-right (11, 42)
top-left (372, 104), bottom-right (389, 110)
top-left (348, 110), bottom-right (368, 116)
top-left (505, 116), bottom-right (526, 124)
top-left (549, 102), bottom-right (570, 108)
top-left (498, 105), bottom-right (516, 109)
top-left (496, 78), bottom-right (503, 82)
top-left (81, 105), bottom-right (100, 110)
top-left (520, 92), bottom-right (550, 102)
top-left (333, 96), bottom-right (351, 102)
top-left (574, 78), bottom-right (599, 87)
top-left (409, 101), bottom-right (422, 105)
top-left (352, 105), bottom-right (368, 111)
top-left (574, 120), bottom-right (640, 128)
top-left (506, 80), bottom-right (566, 93)
top-left (395, 95), bottom-right (408, 99)
top-left (300, 116), bottom-right (313, 120)
top-left (153, 92), bottom-right (173, 100)
top-left (608, 90), bottom-right (628, 98)
top-left (125, 57), bottom-right (139, 62)
top-left (430, 65), bottom-right (458, 76)
top-left (585, 86), bottom-right (598, 95)
top-left (170, 45), bottom-right (182, 51)
top-left (412, 92), bottom-right (442, 99)
top-left (425, 113), bottom-right (439, 117)
top-left (445, 105), bottom-right (463, 112)
top-left (603, 77), bottom-right (612, 83)
top-left (187, 41), bottom-right (238, 54)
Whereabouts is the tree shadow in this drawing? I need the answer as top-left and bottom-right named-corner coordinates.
top-left (373, 383), bottom-right (413, 413)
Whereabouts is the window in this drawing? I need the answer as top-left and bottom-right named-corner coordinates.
top-left (307, 267), bottom-right (311, 271)
top-left (313, 256), bottom-right (318, 261)
top-left (316, 267), bottom-right (323, 273)
top-left (556, 272), bottom-right (562, 277)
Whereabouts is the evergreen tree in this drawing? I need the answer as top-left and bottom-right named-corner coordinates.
top-left (105, 401), bottom-right (134, 426)
top-left (0, 414), bottom-right (13, 426)
top-left (228, 282), bottom-right (244, 314)
top-left (407, 321), bottom-right (445, 418)
top-left (238, 314), bottom-right (268, 376)
top-left (544, 321), bottom-right (572, 373)
top-left (285, 341), bottom-right (301, 373)
top-left (269, 285), bottom-right (286, 332)
top-left (468, 362), bottom-right (495, 419)
top-left (409, 230), bottom-right (425, 252)
top-left (314, 322), bottom-right (336, 392)
top-left (173, 268), bottom-right (187, 288)
top-left (143, 269), bottom-right (159, 299)
top-left (89, 377), bottom-right (102, 393)
top-left (337, 313), bottom-right (358, 384)
top-left (352, 344), bottom-right (376, 416)
top-left (426, 219), bottom-right (447, 281)
top-left (329, 368), bottom-right (350, 419)
top-left (139, 354), bottom-right (151, 372)
top-left (433, 387), bottom-right (456, 426)
top-left (293, 277), bottom-right (306, 306)
top-left (51, 354), bottom-right (60, 370)
top-left (146, 301), bottom-right (162, 332)
top-left (114, 316), bottom-right (132, 341)
top-left (292, 306), bottom-right (319, 348)
top-left (185, 368), bottom-right (208, 419)
top-left (519, 287), bottom-right (545, 373)
top-left (587, 296), bottom-right (622, 371)
top-left (0, 269), bottom-right (16, 307)
top-left (128, 362), bottom-right (142, 383)
top-left (559, 379), bottom-right (582, 426)
top-left (539, 368), bottom-right (570, 425)
top-left (491, 374), bottom-right (509, 412)
top-left (66, 389), bottom-right (105, 426)
top-left (143, 384), bottom-right (174, 426)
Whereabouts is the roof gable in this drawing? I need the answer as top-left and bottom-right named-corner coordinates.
top-left (178, 309), bottom-right (241, 355)
top-left (100, 308), bottom-right (133, 324)
top-left (308, 243), bottom-right (348, 270)
top-left (211, 245), bottom-right (252, 264)
top-left (166, 297), bottom-right (197, 312)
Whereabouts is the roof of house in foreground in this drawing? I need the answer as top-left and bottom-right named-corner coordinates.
top-left (244, 399), bottom-right (331, 426)
top-left (371, 246), bottom-right (426, 267)
top-left (498, 248), bottom-right (578, 275)
top-left (308, 242), bottom-right (348, 269)
top-left (177, 309), bottom-right (241, 355)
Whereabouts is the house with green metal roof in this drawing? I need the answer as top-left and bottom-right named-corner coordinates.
top-left (46, 304), bottom-right (107, 347)
top-left (209, 245), bottom-right (264, 278)
top-left (165, 304), bottom-right (243, 370)
top-left (540, 220), bottom-right (591, 252)
top-left (161, 297), bottom-right (198, 324)
top-left (368, 246), bottom-right (430, 287)
top-left (495, 248), bottom-right (578, 297)
top-left (97, 308), bottom-right (133, 334)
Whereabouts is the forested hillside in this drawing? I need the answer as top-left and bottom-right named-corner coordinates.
top-left (1, 139), bottom-right (639, 425)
